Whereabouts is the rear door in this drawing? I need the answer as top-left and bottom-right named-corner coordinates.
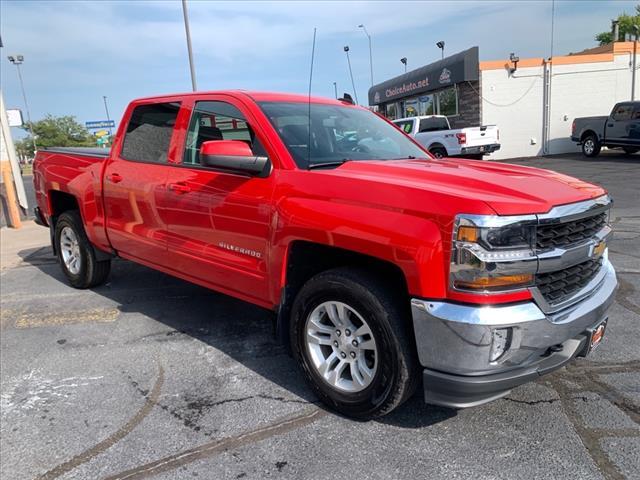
top-left (162, 96), bottom-right (276, 305)
top-left (606, 103), bottom-right (635, 145)
top-left (103, 100), bottom-right (181, 267)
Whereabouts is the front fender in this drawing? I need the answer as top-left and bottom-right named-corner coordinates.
top-left (269, 195), bottom-right (447, 303)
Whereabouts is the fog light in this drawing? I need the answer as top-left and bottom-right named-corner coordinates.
top-left (490, 328), bottom-right (512, 362)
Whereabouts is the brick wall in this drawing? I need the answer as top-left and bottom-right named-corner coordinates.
top-left (449, 81), bottom-right (481, 129)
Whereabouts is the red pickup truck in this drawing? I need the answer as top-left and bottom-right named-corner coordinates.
top-left (33, 91), bottom-right (617, 418)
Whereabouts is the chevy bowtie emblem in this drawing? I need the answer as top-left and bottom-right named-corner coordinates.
top-left (591, 240), bottom-right (606, 259)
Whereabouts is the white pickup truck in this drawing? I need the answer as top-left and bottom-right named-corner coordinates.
top-left (393, 115), bottom-right (500, 159)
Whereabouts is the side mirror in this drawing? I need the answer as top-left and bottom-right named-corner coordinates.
top-left (200, 140), bottom-right (268, 176)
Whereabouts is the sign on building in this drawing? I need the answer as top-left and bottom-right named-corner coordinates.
top-left (85, 120), bottom-right (115, 129)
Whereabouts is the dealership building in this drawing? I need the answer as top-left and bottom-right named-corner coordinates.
top-left (368, 42), bottom-right (639, 159)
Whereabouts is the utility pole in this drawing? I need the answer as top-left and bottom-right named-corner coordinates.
top-left (102, 95), bottom-right (113, 137)
top-left (182, 0), bottom-right (197, 91)
top-left (343, 46), bottom-right (359, 104)
top-left (7, 55), bottom-right (37, 154)
top-left (358, 24), bottom-right (374, 87)
top-left (633, 26), bottom-right (638, 101)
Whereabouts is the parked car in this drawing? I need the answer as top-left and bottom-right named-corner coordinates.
top-left (393, 115), bottom-right (500, 159)
top-left (33, 91), bottom-right (616, 418)
top-left (572, 101), bottom-right (640, 157)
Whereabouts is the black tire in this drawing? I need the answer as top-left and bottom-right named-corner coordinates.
top-left (54, 211), bottom-right (111, 289)
top-left (581, 134), bottom-right (601, 157)
top-left (290, 267), bottom-right (419, 418)
top-left (623, 147), bottom-right (639, 155)
top-left (429, 146), bottom-right (447, 159)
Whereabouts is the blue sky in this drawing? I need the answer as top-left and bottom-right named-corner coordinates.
top-left (0, 0), bottom-right (634, 136)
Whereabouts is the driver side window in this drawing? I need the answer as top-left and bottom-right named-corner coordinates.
top-left (183, 101), bottom-right (266, 165)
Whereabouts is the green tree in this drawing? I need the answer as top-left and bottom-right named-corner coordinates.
top-left (596, 5), bottom-right (640, 45)
top-left (19, 115), bottom-right (95, 158)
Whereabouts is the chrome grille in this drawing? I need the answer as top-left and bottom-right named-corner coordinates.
top-left (536, 212), bottom-right (607, 250)
top-left (535, 257), bottom-right (604, 304)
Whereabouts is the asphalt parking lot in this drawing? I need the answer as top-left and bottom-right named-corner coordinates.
top-left (1, 152), bottom-right (638, 480)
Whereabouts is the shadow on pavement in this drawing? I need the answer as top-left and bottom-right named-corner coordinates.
top-left (16, 245), bottom-right (457, 428)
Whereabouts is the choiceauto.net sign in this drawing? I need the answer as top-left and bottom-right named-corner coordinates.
top-left (368, 46), bottom-right (479, 105)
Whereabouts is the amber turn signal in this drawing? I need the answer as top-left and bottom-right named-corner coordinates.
top-left (457, 226), bottom-right (479, 243)
top-left (454, 273), bottom-right (533, 291)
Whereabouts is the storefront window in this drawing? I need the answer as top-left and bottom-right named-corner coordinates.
top-left (418, 95), bottom-right (435, 116)
top-left (437, 86), bottom-right (458, 117)
top-left (385, 102), bottom-right (398, 120)
top-left (403, 99), bottom-right (419, 118)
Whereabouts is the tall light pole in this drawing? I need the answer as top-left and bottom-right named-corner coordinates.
top-left (632, 25), bottom-right (639, 101)
top-left (182, 0), bottom-right (197, 91)
top-left (7, 54), bottom-right (37, 154)
top-left (358, 24), bottom-right (373, 87)
top-left (343, 46), bottom-right (359, 104)
top-left (400, 57), bottom-right (407, 73)
top-left (436, 41), bottom-right (445, 60)
top-left (333, 82), bottom-right (338, 99)
top-left (102, 95), bottom-right (113, 137)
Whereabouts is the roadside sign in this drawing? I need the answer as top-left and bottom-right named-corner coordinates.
top-left (95, 130), bottom-right (109, 137)
top-left (96, 136), bottom-right (109, 146)
top-left (86, 120), bottom-right (115, 129)
top-left (6, 109), bottom-right (23, 127)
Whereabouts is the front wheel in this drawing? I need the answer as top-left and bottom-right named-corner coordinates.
top-left (290, 268), bottom-right (419, 418)
top-left (55, 211), bottom-right (111, 289)
top-left (581, 134), bottom-right (601, 157)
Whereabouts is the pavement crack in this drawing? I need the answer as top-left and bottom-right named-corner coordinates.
top-left (101, 408), bottom-right (326, 480)
top-left (35, 365), bottom-right (165, 480)
top-left (502, 397), bottom-right (559, 406)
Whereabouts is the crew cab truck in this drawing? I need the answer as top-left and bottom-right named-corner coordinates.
top-left (33, 91), bottom-right (617, 418)
top-left (572, 101), bottom-right (640, 157)
top-left (393, 115), bottom-right (500, 159)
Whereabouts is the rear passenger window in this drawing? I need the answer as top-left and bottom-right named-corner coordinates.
top-left (121, 102), bottom-right (181, 163)
top-left (183, 101), bottom-right (266, 165)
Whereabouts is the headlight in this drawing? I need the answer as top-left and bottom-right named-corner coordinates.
top-left (451, 215), bottom-right (537, 293)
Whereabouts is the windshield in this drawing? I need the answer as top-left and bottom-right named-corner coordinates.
top-left (259, 102), bottom-right (429, 168)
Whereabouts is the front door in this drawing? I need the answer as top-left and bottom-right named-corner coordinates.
top-left (163, 98), bottom-right (275, 304)
top-left (103, 101), bottom-right (181, 267)
top-left (606, 103), bottom-right (635, 146)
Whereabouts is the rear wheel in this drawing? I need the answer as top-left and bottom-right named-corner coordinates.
top-left (581, 134), bottom-right (601, 157)
top-left (55, 211), bottom-right (111, 289)
top-left (290, 268), bottom-right (419, 418)
top-left (429, 146), bottom-right (448, 159)
top-left (623, 147), bottom-right (639, 155)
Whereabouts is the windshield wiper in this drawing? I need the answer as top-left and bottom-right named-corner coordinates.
top-left (308, 159), bottom-right (351, 170)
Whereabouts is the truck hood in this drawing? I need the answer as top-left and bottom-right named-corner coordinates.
top-left (332, 158), bottom-right (606, 215)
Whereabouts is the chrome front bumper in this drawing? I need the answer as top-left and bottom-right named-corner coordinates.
top-left (411, 258), bottom-right (617, 407)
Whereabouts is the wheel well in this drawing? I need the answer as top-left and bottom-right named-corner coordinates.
top-left (49, 191), bottom-right (80, 219)
top-left (276, 241), bottom-right (410, 348)
top-left (428, 143), bottom-right (446, 153)
top-left (580, 130), bottom-right (597, 142)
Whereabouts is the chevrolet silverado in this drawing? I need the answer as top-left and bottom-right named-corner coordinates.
top-left (33, 91), bottom-right (617, 418)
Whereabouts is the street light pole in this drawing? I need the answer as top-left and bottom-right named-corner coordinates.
top-left (7, 55), bottom-right (37, 154)
top-left (333, 82), bottom-right (338, 99)
top-left (182, 0), bottom-right (197, 91)
top-left (102, 95), bottom-right (113, 137)
top-left (436, 41), bottom-right (445, 60)
top-left (400, 57), bottom-right (407, 73)
top-left (632, 25), bottom-right (639, 101)
top-left (358, 24), bottom-right (373, 87)
top-left (343, 46), bottom-right (359, 105)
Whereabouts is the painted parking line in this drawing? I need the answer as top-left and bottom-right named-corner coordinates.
top-left (1, 308), bottom-right (120, 329)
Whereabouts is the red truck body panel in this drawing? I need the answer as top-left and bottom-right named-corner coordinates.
top-left (34, 91), bottom-right (606, 311)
